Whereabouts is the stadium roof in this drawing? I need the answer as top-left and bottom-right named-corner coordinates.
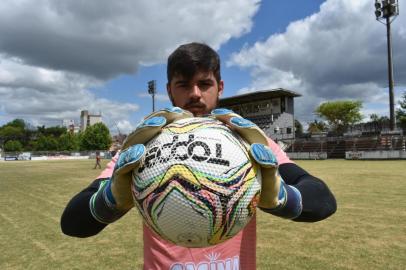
top-left (219, 88), bottom-right (302, 107)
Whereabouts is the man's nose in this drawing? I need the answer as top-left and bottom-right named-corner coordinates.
top-left (189, 85), bottom-right (202, 99)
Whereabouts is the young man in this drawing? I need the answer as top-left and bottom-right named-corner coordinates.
top-left (61, 42), bottom-right (336, 269)
top-left (93, 152), bottom-right (101, 169)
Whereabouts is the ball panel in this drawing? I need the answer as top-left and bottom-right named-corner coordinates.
top-left (131, 117), bottom-right (261, 247)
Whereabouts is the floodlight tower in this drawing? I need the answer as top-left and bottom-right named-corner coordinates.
top-left (374, 0), bottom-right (399, 131)
top-left (148, 80), bottom-right (157, 112)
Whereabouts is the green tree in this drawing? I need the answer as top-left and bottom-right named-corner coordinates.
top-left (315, 100), bottom-right (363, 134)
top-left (307, 120), bottom-right (328, 134)
top-left (0, 119), bottom-right (33, 150)
top-left (396, 92), bottom-right (406, 129)
top-left (58, 133), bottom-right (80, 151)
top-left (80, 123), bottom-right (112, 150)
top-left (37, 125), bottom-right (67, 137)
top-left (0, 125), bottom-right (24, 141)
top-left (294, 119), bottom-right (303, 137)
top-left (35, 135), bottom-right (59, 151)
top-left (4, 140), bottom-right (23, 152)
top-left (7, 119), bottom-right (26, 129)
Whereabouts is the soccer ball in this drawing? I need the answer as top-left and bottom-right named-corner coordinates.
top-left (131, 117), bottom-right (261, 247)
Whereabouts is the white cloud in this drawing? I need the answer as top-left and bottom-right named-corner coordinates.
top-left (0, 0), bottom-right (260, 130)
top-left (114, 120), bottom-right (136, 135)
top-left (0, 0), bottom-right (260, 79)
top-left (228, 0), bottom-right (406, 124)
top-left (138, 93), bottom-right (170, 102)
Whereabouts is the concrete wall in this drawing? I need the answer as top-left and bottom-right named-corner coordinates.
top-left (346, 150), bottom-right (406, 160)
top-left (287, 152), bottom-right (328, 160)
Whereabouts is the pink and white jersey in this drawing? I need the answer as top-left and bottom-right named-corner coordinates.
top-left (98, 137), bottom-right (292, 270)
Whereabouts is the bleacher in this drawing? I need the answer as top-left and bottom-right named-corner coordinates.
top-left (286, 140), bottom-right (326, 153)
top-left (346, 137), bottom-right (379, 151)
top-left (246, 115), bottom-right (273, 130)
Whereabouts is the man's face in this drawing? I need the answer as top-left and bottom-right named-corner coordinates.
top-left (167, 71), bottom-right (224, 116)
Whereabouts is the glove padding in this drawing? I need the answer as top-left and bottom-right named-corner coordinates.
top-left (122, 107), bottom-right (193, 149)
top-left (211, 108), bottom-right (299, 212)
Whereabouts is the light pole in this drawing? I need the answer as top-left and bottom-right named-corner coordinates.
top-left (375, 0), bottom-right (399, 131)
top-left (148, 80), bottom-right (157, 112)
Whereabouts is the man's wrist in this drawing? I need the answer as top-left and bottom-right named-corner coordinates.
top-left (89, 179), bottom-right (129, 224)
top-left (260, 182), bottom-right (303, 219)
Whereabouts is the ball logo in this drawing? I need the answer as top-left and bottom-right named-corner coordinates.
top-left (139, 134), bottom-right (230, 173)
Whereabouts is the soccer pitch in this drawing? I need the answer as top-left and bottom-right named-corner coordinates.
top-left (0, 159), bottom-right (405, 269)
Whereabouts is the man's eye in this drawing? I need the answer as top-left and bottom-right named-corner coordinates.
top-left (199, 82), bottom-right (213, 87)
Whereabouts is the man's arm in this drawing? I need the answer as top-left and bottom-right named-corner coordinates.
top-left (278, 163), bottom-right (337, 222)
top-left (211, 109), bottom-right (337, 222)
top-left (60, 179), bottom-right (108, 237)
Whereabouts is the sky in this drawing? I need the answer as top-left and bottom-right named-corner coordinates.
top-left (0, 0), bottom-right (405, 134)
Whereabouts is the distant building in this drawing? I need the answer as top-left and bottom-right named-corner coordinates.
top-left (80, 110), bottom-right (102, 131)
top-left (219, 88), bottom-right (301, 143)
top-left (62, 119), bottom-right (80, 134)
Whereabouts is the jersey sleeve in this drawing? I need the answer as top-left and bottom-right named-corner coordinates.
top-left (266, 137), bottom-right (293, 165)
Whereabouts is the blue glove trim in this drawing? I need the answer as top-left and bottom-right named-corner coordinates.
top-left (260, 183), bottom-right (303, 219)
top-left (89, 180), bottom-right (128, 224)
top-left (211, 108), bottom-right (234, 115)
top-left (164, 107), bottom-right (184, 113)
top-left (230, 117), bottom-right (255, 128)
top-left (138, 116), bottom-right (166, 128)
top-left (250, 143), bottom-right (277, 167)
top-left (115, 144), bottom-right (145, 170)
top-left (104, 180), bottom-right (116, 205)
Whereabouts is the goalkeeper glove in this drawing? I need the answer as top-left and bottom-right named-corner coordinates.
top-left (211, 108), bottom-right (302, 219)
top-left (90, 107), bottom-right (193, 223)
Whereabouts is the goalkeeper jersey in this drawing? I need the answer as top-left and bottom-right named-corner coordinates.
top-left (97, 137), bottom-right (292, 270)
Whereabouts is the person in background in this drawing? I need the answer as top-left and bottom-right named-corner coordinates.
top-left (61, 42), bottom-right (336, 269)
top-left (93, 151), bottom-right (101, 169)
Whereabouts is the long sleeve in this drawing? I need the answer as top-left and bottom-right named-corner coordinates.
top-left (60, 179), bottom-right (108, 237)
top-left (278, 163), bottom-right (337, 222)
top-left (61, 154), bottom-right (120, 237)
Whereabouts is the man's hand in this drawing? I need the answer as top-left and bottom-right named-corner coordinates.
top-left (112, 107), bottom-right (192, 209)
top-left (211, 108), bottom-right (302, 218)
top-left (90, 107), bottom-right (193, 223)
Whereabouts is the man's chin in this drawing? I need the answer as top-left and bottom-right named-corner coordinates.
top-left (187, 107), bottom-right (208, 116)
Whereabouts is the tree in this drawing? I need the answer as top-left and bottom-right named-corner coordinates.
top-left (58, 133), bottom-right (80, 151)
top-left (315, 100), bottom-right (363, 134)
top-left (80, 123), bottom-right (112, 150)
top-left (294, 119), bottom-right (303, 137)
top-left (307, 120), bottom-right (328, 134)
top-left (35, 135), bottom-right (59, 151)
top-left (396, 92), bottom-right (406, 129)
top-left (4, 140), bottom-right (23, 152)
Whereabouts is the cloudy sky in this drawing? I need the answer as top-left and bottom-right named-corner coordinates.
top-left (0, 0), bottom-right (405, 134)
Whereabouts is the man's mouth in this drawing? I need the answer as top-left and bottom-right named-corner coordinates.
top-left (185, 105), bottom-right (206, 115)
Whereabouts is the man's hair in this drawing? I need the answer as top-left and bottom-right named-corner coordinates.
top-left (167, 42), bottom-right (221, 84)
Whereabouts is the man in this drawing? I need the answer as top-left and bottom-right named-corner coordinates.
top-left (61, 42), bottom-right (336, 269)
top-left (93, 151), bottom-right (101, 169)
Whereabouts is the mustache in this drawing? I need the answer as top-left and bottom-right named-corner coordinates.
top-left (184, 102), bottom-right (206, 109)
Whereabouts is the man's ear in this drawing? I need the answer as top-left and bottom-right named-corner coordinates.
top-left (166, 83), bottom-right (175, 105)
top-left (218, 80), bottom-right (224, 98)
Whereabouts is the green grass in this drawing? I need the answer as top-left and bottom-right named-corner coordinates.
top-left (0, 159), bottom-right (405, 269)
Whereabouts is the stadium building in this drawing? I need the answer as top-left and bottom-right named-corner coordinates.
top-left (219, 88), bottom-right (406, 160)
top-left (219, 88), bottom-right (301, 143)
top-left (80, 110), bottom-right (102, 131)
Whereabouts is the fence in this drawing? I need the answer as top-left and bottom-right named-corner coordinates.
top-left (1, 150), bottom-right (114, 161)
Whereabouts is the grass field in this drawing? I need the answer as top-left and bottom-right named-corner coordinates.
top-left (0, 159), bottom-right (405, 269)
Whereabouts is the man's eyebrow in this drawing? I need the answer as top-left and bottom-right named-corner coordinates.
top-left (174, 80), bottom-right (189, 85)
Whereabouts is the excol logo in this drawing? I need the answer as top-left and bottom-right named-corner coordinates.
top-left (138, 134), bottom-right (230, 173)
